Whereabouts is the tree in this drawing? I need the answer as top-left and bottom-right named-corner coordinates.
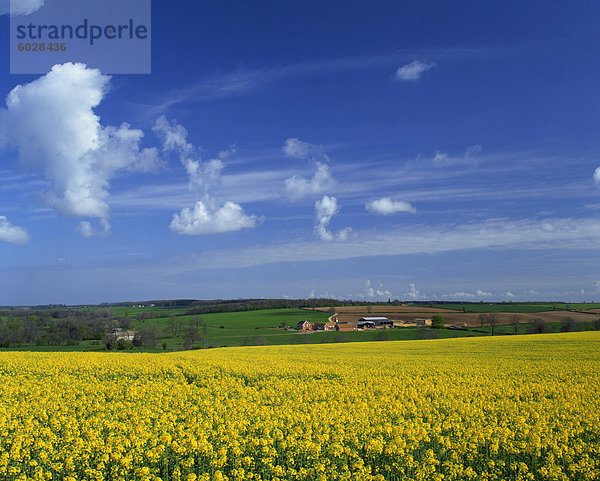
top-left (510, 315), bottom-right (521, 335)
top-left (166, 317), bottom-right (183, 337)
top-left (529, 318), bottom-right (546, 334)
top-left (133, 326), bottom-right (159, 348)
top-left (191, 316), bottom-right (204, 330)
top-left (431, 315), bottom-right (445, 329)
top-left (478, 314), bottom-right (488, 328)
top-left (560, 317), bottom-right (575, 332)
top-left (489, 313), bottom-right (499, 336)
top-left (182, 326), bottom-right (201, 350)
top-left (103, 334), bottom-right (113, 350)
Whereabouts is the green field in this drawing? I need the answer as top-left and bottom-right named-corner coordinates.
top-left (3, 302), bottom-right (600, 352)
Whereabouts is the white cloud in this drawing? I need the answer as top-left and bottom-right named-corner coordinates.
top-left (282, 137), bottom-right (329, 161)
top-left (337, 227), bottom-right (353, 241)
top-left (465, 144), bottom-right (482, 157)
top-left (433, 151), bottom-right (448, 163)
top-left (2, 0), bottom-right (44, 16)
top-left (0, 216), bottom-right (30, 244)
top-left (183, 157), bottom-right (224, 190)
top-left (594, 167), bottom-right (600, 185)
top-left (153, 116), bottom-right (226, 190)
top-left (170, 200), bottom-right (258, 235)
top-left (168, 217), bottom-right (600, 271)
top-left (364, 279), bottom-right (392, 299)
top-left (407, 282), bottom-right (420, 300)
top-left (366, 197), bottom-right (416, 215)
top-left (594, 281), bottom-right (600, 292)
top-left (314, 195), bottom-right (350, 241)
top-left (506, 291), bottom-right (515, 298)
top-left (0, 63), bottom-right (161, 236)
top-left (153, 115), bottom-right (192, 152)
top-left (282, 137), bottom-right (334, 200)
top-left (441, 292), bottom-right (477, 300)
top-left (153, 116), bottom-right (223, 190)
top-left (76, 219), bottom-right (110, 238)
top-left (476, 289), bottom-right (492, 297)
top-left (314, 195), bottom-right (338, 241)
top-left (283, 138), bottom-right (311, 159)
top-left (284, 162), bottom-right (335, 201)
top-left (395, 60), bottom-right (436, 81)
top-left (154, 117), bottom-right (259, 235)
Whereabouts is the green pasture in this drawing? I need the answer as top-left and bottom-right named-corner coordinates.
top-left (3, 304), bottom-right (599, 352)
top-left (134, 308), bottom-right (329, 331)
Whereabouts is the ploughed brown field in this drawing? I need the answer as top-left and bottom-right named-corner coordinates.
top-left (314, 305), bottom-right (599, 327)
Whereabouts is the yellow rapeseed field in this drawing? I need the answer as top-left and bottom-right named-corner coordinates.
top-left (1, 332), bottom-right (599, 481)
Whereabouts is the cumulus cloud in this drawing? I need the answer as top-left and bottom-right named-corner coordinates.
top-left (314, 195), bottom-right (350, 241)
top-left (337, 227), bottom-right (353, 241)
top-left (283, 138), bottom-right (328, 161)
top-left (284, 162), bottom-right (335, 201)
top-left (2, 0), bottom-right (44, 16)
top-left (365, 279), bottom-right (392, 299)
top-left (153, 115), bottom-right (192, 152)
top-left (282, 137), bottom-right (334, 201)
top-left (153, 116), bottom-right (226, 190)
top-left (395, 60), bottom-right (436, 82)
top-left (366, 197), bottom-right (416, 215)
top-left (314, 195), bottom-right (338, 241)
top-left (406, 282), bottom-right (420, 300)
top-left (0, 216), bottom-right (30, 244)
top-left (170, 200), bottom-right (257, 235)
top-left (154, 116), bottom-right (258, 235)
top-left (476, 289), bottom-right (492, 297)
top-left (0, 63), bottom-right (161, 236)
top-left (506, 291), bottom-right (515, 298)
top-left (283, 138), bottom-right (311, 159)
top-left (77, 219), bottom-right (110, 238)
top-left (594, 167), bottom-right (600, 185)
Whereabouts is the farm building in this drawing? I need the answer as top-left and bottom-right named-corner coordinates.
top-left (414, 318), bottom-right (432, 327)
top-left (358, 317), bottom-right (394, 328)
top-left (109, 328), bottom-right (135, 342)
top-left (356, 319), bottom-right (376, 329)
top-left (296, 320), bottom-right (313, 331)
top-left (324, 320), bottom-right (337, 331)
top-left (336, 323), bottom-right (356, 331)
top-left (296, 320), bottom-right (338, 331)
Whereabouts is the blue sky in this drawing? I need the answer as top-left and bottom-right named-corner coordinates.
top-left (1, 0), bottom-right (600, 305)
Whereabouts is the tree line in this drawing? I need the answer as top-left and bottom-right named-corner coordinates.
top-left (0, 308), bottom-right (131, 348)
